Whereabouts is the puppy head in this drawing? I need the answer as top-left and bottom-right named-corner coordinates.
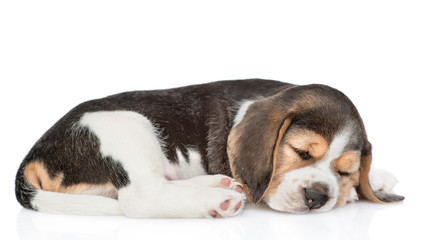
top-left (227, 84), bottom-right (404, 213)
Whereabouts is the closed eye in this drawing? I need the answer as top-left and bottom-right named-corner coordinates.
top-left (292, 147), bottom-right (312, 160)
top-left (337, 171), bottom-right (350, 177)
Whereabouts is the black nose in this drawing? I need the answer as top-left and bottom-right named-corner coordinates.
top-left (304, 188), bottom-right (329, 210)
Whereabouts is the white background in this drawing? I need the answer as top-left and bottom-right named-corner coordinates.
top-left (1, 1), bottom-right (421, 239)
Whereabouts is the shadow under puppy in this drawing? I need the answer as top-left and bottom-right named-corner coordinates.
top-left (15, 79), bottom-right (404, 218)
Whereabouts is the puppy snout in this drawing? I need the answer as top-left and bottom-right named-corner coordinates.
top-left (304, 188), bottom-right (329, 210)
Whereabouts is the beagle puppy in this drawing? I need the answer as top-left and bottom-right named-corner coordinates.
top-left (15, 79), bottom-right (404, 218)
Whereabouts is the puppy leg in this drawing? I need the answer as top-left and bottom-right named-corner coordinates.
top-left (81, 111), bottom-right (244, 218)
top-left (346, 187), bottom-right (359, 202)
top-left (119, 181), bottom-right (245, 218)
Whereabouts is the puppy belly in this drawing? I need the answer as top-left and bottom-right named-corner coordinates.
top-left (163, 158), bottom-right (179, 180)
top-left (162, 148), bottom-right (207, 180)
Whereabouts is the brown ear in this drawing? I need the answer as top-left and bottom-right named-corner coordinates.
top-left (227, 101), bottom-right (291, 204)
top-left (357, 141), bottom-right (405, 203)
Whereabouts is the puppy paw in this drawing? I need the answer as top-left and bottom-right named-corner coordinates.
top-left (346, 187), bottom-right (359, 203)
top-left (369, 168), bottom-right (398, 193)
top-left (207, 189), bottom-right (245, 218)
top-left (218, 176), bottom-right (244, 193)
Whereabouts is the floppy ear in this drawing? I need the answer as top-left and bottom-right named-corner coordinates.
top-left (227, 101), bottom-right (292, 204)
top-left (357, 141), bottom-right (405, 203)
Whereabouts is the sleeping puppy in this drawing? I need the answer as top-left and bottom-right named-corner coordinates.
top-left (15, 79), bottom-right (404, 218)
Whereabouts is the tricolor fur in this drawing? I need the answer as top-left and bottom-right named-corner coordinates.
top-left (15, 79), bottom-right (404, 218)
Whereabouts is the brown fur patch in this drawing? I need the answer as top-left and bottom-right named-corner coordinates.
top-left (357, 152), bottom-right (384, 203)
top-left (24, 160), bottom-right (117, 198)
top-left (335, 151), bottom-right (360, 173)
top-left (286, 129), bottom-right (328, 159)
top-left (24, 161), bottom-right (63, 191)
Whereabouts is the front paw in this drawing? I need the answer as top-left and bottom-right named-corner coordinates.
top-left (206, 188), bottom-right (246, 218)
top-left (218, 176), bottom-right (244, 193)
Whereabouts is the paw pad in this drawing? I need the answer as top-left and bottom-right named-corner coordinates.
top-left (219, 177), bottom-right (244, 194)
top-left (221, 178), bottom-right (231, 187)
top-left (234, 185), bottom-right (243, 193)
top-left (209, 199), bottom-right (243, 218)
top-left (220, 200), bottom-right (230, 211)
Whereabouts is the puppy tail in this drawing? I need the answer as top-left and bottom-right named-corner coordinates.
top-left (30, 189), bottom-right (123, 215)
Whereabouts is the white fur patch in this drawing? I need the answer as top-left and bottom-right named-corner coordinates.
top-left (162, 157), bottom-right (178, 180)
top-left (321, 129), bottom-right (351, 165)
top-left (162, 148), bottom-right (207, 180)
top-left (233, 100), bottom-right (254, 127)
top-left (175, 148), bottom-right (207, 179)
top-left (79, 111), bottom-right (166, 181)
